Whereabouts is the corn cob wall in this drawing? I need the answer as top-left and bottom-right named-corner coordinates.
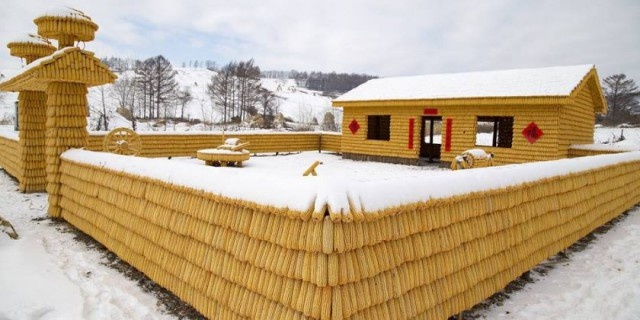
top-left (558, 74), bottom-right (602, 156)
top-left (57, 150), bottom-right (640, 319)
top-left (0, 135), bottom-right (21, 180)
top-left (58, 157), bottom-right (333, 319)
top-left (567, 147), bottom-right (626, 157)
top-left (87, 132), bottom-right (342, 157)
top-left (326, 161), bottom-right (640, 318)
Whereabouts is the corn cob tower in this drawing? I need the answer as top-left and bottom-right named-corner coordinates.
top-left (0, 8), bottom-right (116, 216)
top-left (7, 34), bottom-right (56, 192)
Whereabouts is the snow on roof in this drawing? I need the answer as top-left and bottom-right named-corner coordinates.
top-left (62, 149), bottom-right (640, 219)
top-left (37, 7), bottom-right (93, 21)
top-left (9, 34), bottom-right (52, 46)
top-left (334, 64), bottom-right (595, 102)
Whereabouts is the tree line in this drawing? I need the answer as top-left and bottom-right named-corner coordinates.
top-left (262, 70), bottom-right (377, 95)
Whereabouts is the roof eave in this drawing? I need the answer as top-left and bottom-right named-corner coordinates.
top-left (332, 96), bottom-right (571, 108)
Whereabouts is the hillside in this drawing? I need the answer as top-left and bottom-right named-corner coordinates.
top-left (1, 67), bottom-right (338, 132)
top-left (87, 68), bottom-right (337, 132)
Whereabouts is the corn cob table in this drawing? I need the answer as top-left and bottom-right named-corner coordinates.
top-left (197, 149), bottom-right (250, 167)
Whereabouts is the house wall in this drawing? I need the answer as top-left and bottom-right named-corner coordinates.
top-left (440, 105), bottom-right (562, 165)
top-left (558, 79), bottom-right (599, 157)
top-left (341, 104), bottom-right (563, 166)
top-left (57, 150), bottom-right (640, 319)
top-left (341, 105), bottom-right (423, 164)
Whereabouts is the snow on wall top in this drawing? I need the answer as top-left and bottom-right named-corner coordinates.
top-left (62, 149), bottom-right (640, 220)
top-left (334, 64), bottom-right (595, 103)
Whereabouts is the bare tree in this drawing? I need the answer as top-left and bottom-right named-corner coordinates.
top-left (134, 55), bottom-right (178, 121)
top-left (601, 74), bottom-right (640, 125)
top-left (176, 87), bottom-right (193, 120)
top-left (257, 88), bottom-right (279, 128)
top-left (235, 59), bottom-right (261, 121)
top-left (321, 111), bottom-right (337, 131)
top-left (110, 74), bottom-right (138, 129)
top-left (207, 62), bottom-right (237, 123)
top-left (90, 85), bottom-right (112, 131)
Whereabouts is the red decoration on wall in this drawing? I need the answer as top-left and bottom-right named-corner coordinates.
top-left (423, 108), bottom-right (438, 115)
top-left (408, 118), bottom-right (415, 149)
top-left (348, 119), bottom-right (360, 134)
top-left (445, 119), bottom-right (452, 152)
top-left (522, 122), bottom-right (543, 144)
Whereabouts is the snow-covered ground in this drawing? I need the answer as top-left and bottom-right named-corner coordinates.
top-left (472, 207), bottom-right (640, 320)
top-left (1, 150), bottom-right (640, 319)
top-left (0, 173), bottom-right (176, 320)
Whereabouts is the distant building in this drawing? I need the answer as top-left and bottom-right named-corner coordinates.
top-left (333, 65), bottom-right (606, 166)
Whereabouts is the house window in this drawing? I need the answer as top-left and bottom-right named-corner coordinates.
top-left (476, 116), bottom-right (513, 148)
top-left (367, 115), bottom-right (391, 140)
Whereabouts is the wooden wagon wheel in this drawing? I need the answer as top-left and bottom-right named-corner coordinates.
top-left (103, 127), bottom-right (142, 156)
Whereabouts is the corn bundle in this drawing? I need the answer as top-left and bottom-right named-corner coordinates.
top-left (450, 149), bottom-right (493, 170)
top-left (45, 82), bottom-right (88, 217)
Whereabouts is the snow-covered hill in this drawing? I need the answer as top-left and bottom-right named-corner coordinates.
top-left (83, 68), bottom-right (338, 132)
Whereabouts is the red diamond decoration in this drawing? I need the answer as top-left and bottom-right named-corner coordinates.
top-left (522, 122), bottom-right (543, 144)
top-left (349, 119), bottom-right (360, 134)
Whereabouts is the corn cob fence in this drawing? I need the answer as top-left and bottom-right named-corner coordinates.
top-left (87, 131), bottom-right (342, 157)
top-left (0, 132), bottom-right (341, 193)
top-left (0, 133), bottom-right (21, 181)
top-left (53, 148), bottom-right (640, 319)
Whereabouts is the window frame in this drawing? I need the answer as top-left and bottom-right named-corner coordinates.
top-left (475, 116), bottom-right (514, 148)
top-left (367, 115), bottom-right (391, 141)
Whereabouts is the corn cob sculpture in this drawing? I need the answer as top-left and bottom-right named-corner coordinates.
top-left (0, 7), bottom-right (116, 216)
top-left (6, 34), bottom-right (56, 192)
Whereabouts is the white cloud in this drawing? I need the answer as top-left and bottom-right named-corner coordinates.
top-left (0, 0), bottom-right (638, 83)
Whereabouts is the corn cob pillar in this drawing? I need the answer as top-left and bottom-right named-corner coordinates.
top-left (34, 9), bottom-right (99, 217)
top-left (7, 35), bottom-right (56, 192)
top-left (45, 83), bottom-right (89, 216)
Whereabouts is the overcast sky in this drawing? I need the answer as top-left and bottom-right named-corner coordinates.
top-left (1, 0), bottom-right (639, 82)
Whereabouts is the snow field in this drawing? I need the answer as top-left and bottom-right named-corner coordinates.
top-left (0, 175), bottom-right (175, 320)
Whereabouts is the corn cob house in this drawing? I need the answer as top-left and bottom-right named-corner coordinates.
top-left (3, 9), bottom-right (639, 320)
top-left (333, 65), bottom-right (607, 166)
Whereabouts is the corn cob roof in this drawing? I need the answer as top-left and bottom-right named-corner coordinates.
top-left (334, 64), bottom-right (600, 103)
top-left (0, 47), bottom-right (117, 92)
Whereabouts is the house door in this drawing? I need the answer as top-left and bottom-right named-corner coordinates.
top-left (420, 116), bottom-right (442, 162)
